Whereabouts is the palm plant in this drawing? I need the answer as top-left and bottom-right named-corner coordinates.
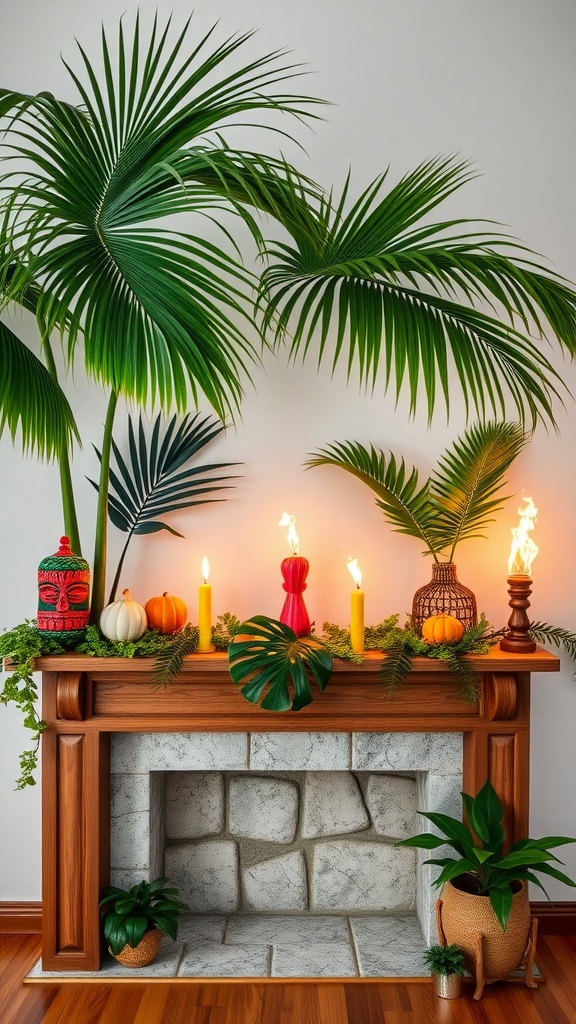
top-left (88, 412), bottom-right (241, 604)
top-left (2, 15), bottom-right (576, 619)
top-left (306, 420), bottom-right (528, 563)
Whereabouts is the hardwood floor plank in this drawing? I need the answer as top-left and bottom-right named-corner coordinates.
top-left (2, 936), bottom-right (576, 1024)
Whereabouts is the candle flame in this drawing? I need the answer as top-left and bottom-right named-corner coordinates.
top-left (347, 558), bottom-right (362, 588)
top-left (202, 556), bottom-right (210, 583)
top-left (508, 497), bottom-right (539, 575)
top-left (279, 512), bottom-right (299, 555)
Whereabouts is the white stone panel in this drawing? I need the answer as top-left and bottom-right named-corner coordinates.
top-left (272, 941), bottom-right (357, 977)
top-left (365, 774), bottom-right (417, 839)
top-left (250, 732), bottom-right (350, 770)
top-left (165, 840), bottom-right (239, 913)
top-left (301, 772), bottom-right (369, 838)
top-left (228, 776), bottom-right (298, 843)
top-left (165, 772), bottom-right (224, 839)
top-left (350, 914), bottom-right (427, 977)
top-left (111, 732), bottom-right (249, 772)
top-left (179, 943), bottom-right (270, 977)
top-left (311, 841), bottom-right (416, 912)
top-left (225, 914), bottom-right (350, 946)
top-left (352, 732), bottom-right (462, 772)
top-left (243, 851), bottom-right (308, 911)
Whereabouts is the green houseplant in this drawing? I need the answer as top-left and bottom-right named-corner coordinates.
top-left (423, 943), bottom-right (466, 999)
top-left (99, 877), bottom-right (187, 968)
top-left (399, 779), bottom-right (576, 998)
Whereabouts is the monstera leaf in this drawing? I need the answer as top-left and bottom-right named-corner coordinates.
top-left (228, 616), bottom-right (333, 711)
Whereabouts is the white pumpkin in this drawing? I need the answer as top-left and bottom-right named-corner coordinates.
top-left (99, 588), bottom-right (148, 641)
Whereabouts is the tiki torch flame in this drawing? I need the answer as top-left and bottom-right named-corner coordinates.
top-left (508, 497), bottom-right (539, 576)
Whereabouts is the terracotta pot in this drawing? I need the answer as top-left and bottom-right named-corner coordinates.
top-left (110, 927), bottom-right (162, 967)
top-left (439, 876), bottom-right (530, 981)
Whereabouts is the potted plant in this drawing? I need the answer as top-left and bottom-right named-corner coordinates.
top-left (99, 877), bottom-right (187, 968)
top-left (399, 779), bottom-right (576, 999)
top-left (307, 419), bottom-right (529, 633)
top-left (423, 943), bottom-right (466, 999)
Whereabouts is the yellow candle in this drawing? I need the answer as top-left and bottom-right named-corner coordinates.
top-left (197, 556), bottom-right (212, 652)
top-left (347, 559), bottom-right (365, 654)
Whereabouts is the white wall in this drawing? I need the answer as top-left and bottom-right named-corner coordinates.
top-left (1, 0), bottom-right (575, 901)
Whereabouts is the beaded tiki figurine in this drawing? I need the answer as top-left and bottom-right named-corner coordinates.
top-left (37, 536), bottom-right (90, 641)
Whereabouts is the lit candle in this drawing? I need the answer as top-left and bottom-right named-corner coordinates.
top-left (197, 556), bottom-right (213, 652)
top-left (347, 558), bottom-right (364, 653)
top-left (500, 497), bottom-right (538, 654)
top-left (278, 512), bottom-right (311, 636)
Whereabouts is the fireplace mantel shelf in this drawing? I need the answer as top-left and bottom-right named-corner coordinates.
top-left (39, 645), bottom-right (558, 971)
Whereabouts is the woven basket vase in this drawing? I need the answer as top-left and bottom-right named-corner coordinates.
top-left (411, 562), bottom-right (477, 635)
top-left (439, 878), bottom-right (530, 980)
top-left (110, 928), bottom-right (162, 968)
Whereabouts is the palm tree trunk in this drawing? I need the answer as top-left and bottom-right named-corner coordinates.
top-left (90, 391), bottom-right (118, 623)
top-left (108, 530), bottom-right (134, 606)
top-left (43, 339), bottom-right (82, 555)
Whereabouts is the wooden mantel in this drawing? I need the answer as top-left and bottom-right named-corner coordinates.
top-left (38, 646), bottom-right (559, 971)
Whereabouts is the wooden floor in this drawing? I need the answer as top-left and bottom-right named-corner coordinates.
top-left (2, 934), bottom-right (576, 1024)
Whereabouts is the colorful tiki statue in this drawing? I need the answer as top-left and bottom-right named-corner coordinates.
top-left (37, 536), bottom-right (90, 640)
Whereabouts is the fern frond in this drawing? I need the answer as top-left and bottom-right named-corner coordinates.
top-left (528, 621), bottom-right (576, 679)
top-left (152, 625), bottom-right (199, 687)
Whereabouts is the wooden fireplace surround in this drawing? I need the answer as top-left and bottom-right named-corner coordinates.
top-left (37, 646), bottom-right (559, 971)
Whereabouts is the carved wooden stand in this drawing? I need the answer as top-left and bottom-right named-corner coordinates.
top-left (37, 646), bottom-right (559, 972)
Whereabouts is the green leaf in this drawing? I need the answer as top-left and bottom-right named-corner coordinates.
top-left (489, 886), bottom-right (513, 932)
top-left (228, 615), bottom-right (333, 712)
top-left (260, 154), bottom-right (575, 427)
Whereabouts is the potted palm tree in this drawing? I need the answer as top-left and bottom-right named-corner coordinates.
top-left (399, 779), bottom-right (576, 999)
top-left (307, 419), bottom-right (529, 632)
top-left (2, 14), bottom-right (576, 624)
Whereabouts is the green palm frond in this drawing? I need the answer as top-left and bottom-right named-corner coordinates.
top-left (0, 15), bottom-right (325, 420)
top-left (259, 156), bottom-right (575, 427)
top-left (88, 412), bottom-right (241, 602)
top-left (308, 421), bottom-right (527, 560)
top-left (528, 622), bottom-right (576, 679)
top-left (0, 317), bottom-right (78, 458)
top-left (306, 440), bottom-right (440, 556)
top-left (228, 615), bottom-right (333, 711)
top-left (430, 421), bottom-right (529, 560)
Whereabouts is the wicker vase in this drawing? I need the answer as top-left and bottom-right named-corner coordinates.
top-left (110, 928), bottom-right (162, 968)
top-left (437, 877), bottom-right (534, 1000)
top-left (411, 562), bottom-right (477, 635)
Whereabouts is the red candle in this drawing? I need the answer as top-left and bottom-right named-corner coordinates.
top-left (278, 513), bottom-right (311, 637)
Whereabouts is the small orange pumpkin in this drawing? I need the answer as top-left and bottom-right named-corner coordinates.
top-left (145, 592), bottom-right (188, 634)
top-left (421, 613), bottom-right (465, 645)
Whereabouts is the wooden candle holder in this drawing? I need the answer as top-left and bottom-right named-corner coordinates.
top-left (500, 575), bottom-right (536, 654)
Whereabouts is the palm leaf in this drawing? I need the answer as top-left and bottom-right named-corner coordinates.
top-left (228, 615), bottom-right (333, 712)
top-left (0, 15), bottom-right (325, 421)
top-left (259, 155), bottom-right (574, 427)
top-left (306, 441), bottom-right (439, 555)
top-left (430, 421), bottom-right (529, 560)
top-left (87, 411), bottom-right (241, 602)
top-left (379, 635), bottom-right (415, 696)
top-left (0, 317), bottom-right (78, 458)
top-left (528, 622), bottom-right (576, 680)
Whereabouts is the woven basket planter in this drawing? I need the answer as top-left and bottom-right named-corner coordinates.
top-left (109, 927), bottom-right (162, 968)
top-left (437, 876), bottom-right (536, 999)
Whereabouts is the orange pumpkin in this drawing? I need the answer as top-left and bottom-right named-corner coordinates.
top-left (145, 592), bottom-right (187, 634)
top-left (421, 613), bottom-right (465, 645)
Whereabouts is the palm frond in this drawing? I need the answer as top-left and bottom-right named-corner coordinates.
top-left (430, 421), bottom-right (529, 561)
top-left (0, 16), bottom-right (326, 420)
top-left (87, 411), bottom-right (241, 602)
top-left (379, 636), bottom-right (415, 697)
top-left (306, 440), bottom-right (440, 556)
top-left (0, 317), bottom-right (78, 458)
top-left (528, 622), bottom-right (576, 679)
top-left (259, 156), bottom-right (575, 427)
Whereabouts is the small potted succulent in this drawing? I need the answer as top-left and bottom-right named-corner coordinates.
top-left (99, 877), bottom-right (187, 968)
top-left (423, 943), bottom-right (466, 998)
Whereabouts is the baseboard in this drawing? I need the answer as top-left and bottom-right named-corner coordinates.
top-left (0, 902), bottom-right (42, 933)
top-left (531, 901), bottom-right (576, 934)
top-left (1, 900), bottom-right (574, 936)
